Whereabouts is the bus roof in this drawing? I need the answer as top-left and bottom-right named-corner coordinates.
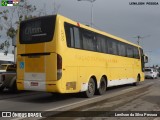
top-left (56, 14), bottom-right (141, 48)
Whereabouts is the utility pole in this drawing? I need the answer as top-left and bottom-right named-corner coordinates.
top-left (145, 51), bottom-right (152, 67)
top-left (77, 0), bottom-right (96, 27)
top-left (133, 35), bottom-right (150, 45)
top-left (133, 35), bottom-right (143, 45)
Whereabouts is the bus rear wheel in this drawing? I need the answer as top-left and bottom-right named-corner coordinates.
top-left (9, 81), bottom-right (17, 93)
top-left (83, 78), bottom-right (95, 98)
top-left (96, 77), bottom-right (107, 95)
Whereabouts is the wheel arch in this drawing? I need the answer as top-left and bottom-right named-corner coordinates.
top-left (138, 73), bottom-right (141, 81)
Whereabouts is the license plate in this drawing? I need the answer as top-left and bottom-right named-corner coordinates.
top-left (31, 82), bottom-right (38, 86)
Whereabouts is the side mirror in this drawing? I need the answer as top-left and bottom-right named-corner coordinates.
top-left (144, 55), bottom-right (148, 63)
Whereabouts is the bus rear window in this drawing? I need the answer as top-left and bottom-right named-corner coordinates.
top-left (20, 15), bottom-right (56, 44)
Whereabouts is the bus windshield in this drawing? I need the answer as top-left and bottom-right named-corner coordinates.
top-left (19, 15), bottom-right (56, 44)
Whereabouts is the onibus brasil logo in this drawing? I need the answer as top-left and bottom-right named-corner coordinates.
top-left (1, 0), bottom-right (19, 6)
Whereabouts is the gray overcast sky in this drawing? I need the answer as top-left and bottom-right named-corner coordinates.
top-left (0, 0), bottom-right (160, 66)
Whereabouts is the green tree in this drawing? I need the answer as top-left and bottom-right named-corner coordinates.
top-left (0, 0), bottom-right (36, 55)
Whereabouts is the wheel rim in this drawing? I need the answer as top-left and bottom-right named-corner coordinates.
top-left (100, 80), bottom-right (106, 91)
top-left (88, 81), bottom-right (94, 94)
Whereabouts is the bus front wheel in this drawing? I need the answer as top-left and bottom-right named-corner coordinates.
top-left (83, 78), bottom-right (95, 98)
top-left (133, 75), bottom-right (140, 86)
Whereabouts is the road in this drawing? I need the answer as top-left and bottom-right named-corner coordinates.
top-left (0, 78), bottom-right (160, 120)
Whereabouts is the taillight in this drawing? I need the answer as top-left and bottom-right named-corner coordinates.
top-left (57, 54), bottom-right (62, 80)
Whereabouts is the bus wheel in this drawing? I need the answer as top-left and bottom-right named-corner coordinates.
top-left (133, 75), bottom-right (140, 86)
top-left (83, 78), bottom-right (95, 98)
top-left (9, 81), bottom-right (17, 93)
top-left (96, 77), bottom-right (107, 95)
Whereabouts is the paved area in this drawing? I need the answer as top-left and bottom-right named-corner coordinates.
top-left (46, 79), bottom-right (160, 120)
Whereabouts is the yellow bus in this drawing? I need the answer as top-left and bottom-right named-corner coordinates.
top-left (17, 14), bottom-right (147, 97)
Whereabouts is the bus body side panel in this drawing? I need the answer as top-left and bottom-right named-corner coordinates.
top-left (57, 19), bottom-right (104, 93)
top-left (56, 18), bottom-right (79, 93)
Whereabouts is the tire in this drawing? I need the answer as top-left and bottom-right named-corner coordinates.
top-left (83, 78), bottom-right (95, 98)
top-left (152, 76), bottom-right (155, 79)
top-left (133, 75), bottom-right (140, 86)
top-left (155, 75), bottom-right (158, 79)
top-left (96, 77), bottom-right (107, 95)
top-left (9, 81), bottom-right (17, 93)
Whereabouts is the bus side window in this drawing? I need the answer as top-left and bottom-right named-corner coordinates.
top-left (133, 47), bottom-right (140, 59)
top-left (65, 23), bottom-right (74, 47)
top-left (108, 40), bottom-right (113, 54)
top-left (65, 23), bottom-right (81, 48)
top-left (82, 29), bottom-right (96, 51)
top-left (108, 39), bottom-right (118, 55)
top-left (73, 27), bottom-right (81, 49)
top-left (126, 45), bottom-right (134, 58)
top-left (97, 34), bottom-right (108, 53)
top-left (70, 28), bottom-right (74, 47)
top-left (112, 41), bottom-right (118, 55)
top-left (118, 43), bottom-right (126, 57)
